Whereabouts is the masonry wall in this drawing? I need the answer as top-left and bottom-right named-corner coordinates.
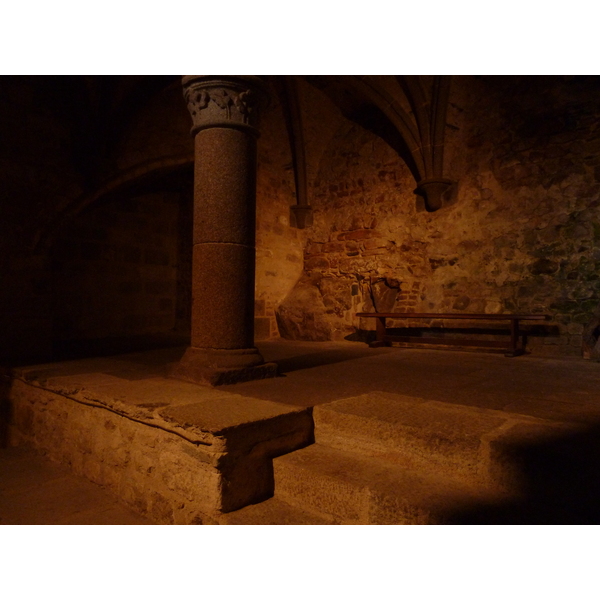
top-left (0, 77), bottom-right (193, 362)
top-left (0, 78), bottom-right (84, 362)
top-left (2, 76), bottom-right (600, 363)
top-left (276, 76), bottom-right (600, 357)
top-left (0, 77), bottom-right (301, 359)
top-left (50, 190), bottom-right (188, 350)
top-left (254, 94), bottom-right (306, 340)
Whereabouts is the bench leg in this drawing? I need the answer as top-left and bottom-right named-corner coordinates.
top-left (369, 316), bottom-right (388, 348)
top-left (505, 319), bottom-right (524, 357)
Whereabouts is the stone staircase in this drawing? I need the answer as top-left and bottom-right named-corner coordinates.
top-left (220, 391), bottom-right (578, 525)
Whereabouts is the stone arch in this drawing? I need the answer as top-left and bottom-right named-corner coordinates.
top-left (34, 156), bottom-right (194, 253)
top-left (47, 162), bottom-right (194, 358)
top-left (302, 75), bottom-right (456, 212)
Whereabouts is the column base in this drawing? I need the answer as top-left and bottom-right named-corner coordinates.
top-left (170, 346), bottom-right (279, 386)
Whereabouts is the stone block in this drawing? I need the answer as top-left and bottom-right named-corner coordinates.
top-left (567, 323), bottom-right (584, 335)
top-left (158, 397), bottom-right (314, 512)
top-left (363, 238), bottom-right (388, 250)
top-left (487, 421), bottom-right (581, 495)
top-left (305, 242), bottom-right (323, 256)
top-left (274, 444), bottom-right (368, 522)
top-left (362, 248), bottom-right (388, 256)
top-left (570, 335), bottom-right (583, 347)
top-left (314, 393), bottom-right (510, 487)
top-left (8, 375), bottom-right (311, 520)
top-left (344, 229), bottom-right (374, 241)
top-left (322, 242), bottom-right (345, 253)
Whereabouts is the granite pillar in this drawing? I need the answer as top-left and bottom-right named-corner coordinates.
top-left (172, 76), bottom-right (277, 385)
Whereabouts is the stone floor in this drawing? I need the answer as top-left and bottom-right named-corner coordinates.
top-left (0, 446), bottom-right (150, 524)
top-left (243, 341), bottom-right (600, 424)
top-left (2, 339), bottom-right (600, 524)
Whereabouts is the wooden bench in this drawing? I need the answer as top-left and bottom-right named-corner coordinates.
top-left (355, 312), bottom-right (550, 357)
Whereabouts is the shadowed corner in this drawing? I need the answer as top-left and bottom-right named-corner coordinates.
top-left (275, 346), bottom-right (384, 374)
top-left (344, 330), bottom-right (376, 344)
top-left (0, 367), bottom-right (14, 449)
top-left (446, 421), bottom-right (600, 525)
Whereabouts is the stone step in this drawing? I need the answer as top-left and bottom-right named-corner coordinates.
top-left (217, 496), bottom-right (337, 525)
top-left (313, 392), bottom-right (573, 493)
top-left (273, 443), bottom-right (502, 524)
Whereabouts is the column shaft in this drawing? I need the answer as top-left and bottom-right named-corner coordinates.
top-left (192, 128), bottom-right (256, 351)
top-left (171, 75), bottom-right (277, 385)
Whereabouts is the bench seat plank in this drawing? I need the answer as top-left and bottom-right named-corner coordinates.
top-left (356, 312), bottom-right (548, 320)
top-left (355, 312), bottom-right (550, 357)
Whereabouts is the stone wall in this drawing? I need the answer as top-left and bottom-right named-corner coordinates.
top-left (112, 79), bottom-right (193, 174)
top-left (0, 76), bottom-right (295, 360)
top-left (0, 77), bottom-right (193, 362)
top-left (254, 94), bottom-right (306, 340)
top-left (110, 81), bottom-right (307, 343)
top-left (3, 76), bottom-right (600, 362)
top-left (51, 189), bottom-right (187, 348)
top-left (0, 77), bottom-right (84, 362)
top-left (276, 76), bottom-right (600, 357)
top-left (95, 80), bottom-right (304, 343)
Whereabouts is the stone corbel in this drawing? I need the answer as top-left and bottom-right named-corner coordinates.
top-left (313, 75), bottom-right (457, 213)
top-left (414, 178), bottom-right (455, 212)
top-left (290, 204), bottom-right (313, 228)
top-left (399, 76), bottom-right (456, 212)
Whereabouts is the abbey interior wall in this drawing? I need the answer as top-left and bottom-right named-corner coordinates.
top-left (254, 94), bottom-right (305, 340)
top-left (1, 76), bottom-right (599, 362)
top-left (51, 191), bottom-right (183, 345)
top-left (0, 78), bottom-right (83, 362)
top-left (275, 76), bottom-right (600, 357)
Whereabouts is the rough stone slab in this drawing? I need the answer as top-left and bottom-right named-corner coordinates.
top-left (8, 379), bottom-right (222, 521)
top-left (273, 443), bottom-right (497, 525)
top-left (158, 397), bottom-right (314, 512)
top-left (17, 369), bottom-right (237, 408)
top-left (313, 391), bottom-right (569, 491)
top-left (217, 496), bottom-right (336, 525)
top-left (159, 396), bottom-right (311, 436)
top-left (13, 362), bottom-right (310, 449)
top-left (8, 370), bottom-right (314, 520)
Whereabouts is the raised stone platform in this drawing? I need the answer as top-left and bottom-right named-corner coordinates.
top-left (5, 341), bottom-right (600, 524)
top-left (268, 393), bottom-right (600, 524)
top-left (6, 352), bottom-right (313, 524)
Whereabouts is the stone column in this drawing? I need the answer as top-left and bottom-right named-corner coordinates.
top-left (171, 76), bottom-right (277, 386)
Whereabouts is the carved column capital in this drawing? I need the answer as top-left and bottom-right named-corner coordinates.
top-left (182, 76), bottom-right (268, 136)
